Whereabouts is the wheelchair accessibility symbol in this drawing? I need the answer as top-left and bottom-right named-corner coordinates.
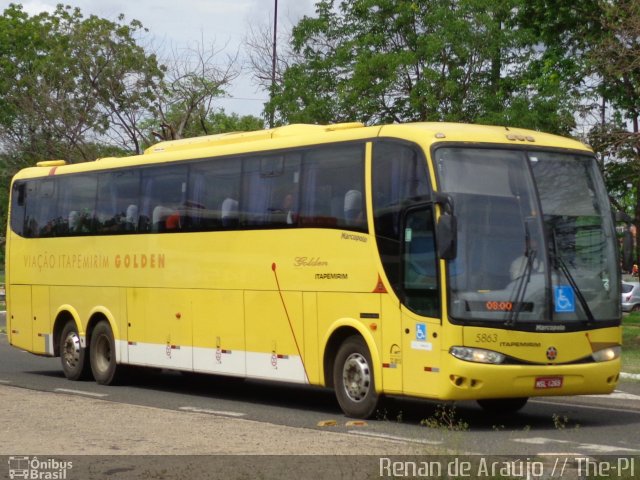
top-left (554, 285), bottom-right (575, 313)
top-left (416, 323), bottom-right (427, 341)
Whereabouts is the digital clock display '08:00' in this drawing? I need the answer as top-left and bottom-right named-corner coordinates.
top-left (466, 301), bottom-right (535, 313)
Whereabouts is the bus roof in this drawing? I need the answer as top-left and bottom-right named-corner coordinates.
top-left (12, 122), bottom-right (591, 180)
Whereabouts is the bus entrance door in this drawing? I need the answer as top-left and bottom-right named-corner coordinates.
top-left (401, 309), bottom-right (442, 398)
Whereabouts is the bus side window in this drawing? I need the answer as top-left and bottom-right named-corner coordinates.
top-left (96, 170), bottom-right (141, 234)
top-left (10, 182), bottom-right (27, 237)
top-left (299, 144), bottom-right (366, 231)
top-left (24, 179), bottom-right (58, 238)
top-left (403, 206), bottom-right (440, 317)
top-left (188, 157), bottom-right (241, 232)
top-left (372, 141), bottom-right (431, 293)
top-left (140, 166), bottom-right (188, 233)
top-left (241, 154), bottom-right (300, 228)
top-left (58, 174), bottom-right (98, 235)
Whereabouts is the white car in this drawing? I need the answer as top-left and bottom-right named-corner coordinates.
top-left (621, 281), bottom-right (640, 312)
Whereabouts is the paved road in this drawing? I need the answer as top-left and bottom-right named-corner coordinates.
top-left (1, 332), bottom-right (640, 455)
top-left (3, 307), bottom-right (640, 478)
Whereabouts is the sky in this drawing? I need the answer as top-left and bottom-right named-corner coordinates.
top-left (4, 0), bottom-right (318, 117)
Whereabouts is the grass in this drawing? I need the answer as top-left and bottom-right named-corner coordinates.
top-left (622, 312), bottom-right (640, 374)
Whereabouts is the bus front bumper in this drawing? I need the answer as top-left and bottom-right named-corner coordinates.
top-left (440, 357), bottom-right (621, 401)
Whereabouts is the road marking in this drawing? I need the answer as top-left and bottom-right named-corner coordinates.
top-left (531, 399), bottom-right (640, 415)
top-left (585, 390), bottom-right (640, 401)
top-left (513, 437), bottom-right (640, 453)
top-left (0, 379), bottom-right (11, 384)
top-left (620, 372), bottom-right (640, 381)
top-left (54, 388), bottom-right (108, 398)
top-left (179, 406), bottom-right (246, 417)
top-left (347, 430), bottom-right (442, 445)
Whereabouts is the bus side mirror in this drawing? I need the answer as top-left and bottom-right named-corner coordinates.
top-left (433, 192), bottom-right (456, 260)
top-left (437, 213), bottom-right (457, 260)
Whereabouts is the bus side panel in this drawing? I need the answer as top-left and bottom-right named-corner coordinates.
top-left (380, 293), bottom-right (402, 394)
top-left (317, 292), bottom-right (382, 384)
top-left (192, 289), bottom-right (246, 377)
top-left (302, 292), bottom-right (320, 385)
top-left (127, 288), bottom-right (148, 366)
top-left (49, 285), bottom-right (123, 341)
top-left (244, 290), bottom-right (306, 383)
top-left (31, 285), bottom-right (51, 355)
top-left (126, 288), bottom-right (193, 370)
top-left (7, 285), bottom-right (32, 352)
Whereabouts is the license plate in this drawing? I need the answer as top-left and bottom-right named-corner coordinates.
top-left (535, 376), bottom-right (563, 389)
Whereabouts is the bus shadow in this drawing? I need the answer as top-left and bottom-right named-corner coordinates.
top-left (123, 368), bottom-right (342, 415)
top-left (114, 368), bottom-right (640, 431)
top-left (27, 367), bottom-right (640, 431)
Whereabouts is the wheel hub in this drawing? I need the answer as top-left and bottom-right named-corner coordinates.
top-left (342, 352), bottom-right (371, 402)
top-left (62, 332), bottom-right (81, 369)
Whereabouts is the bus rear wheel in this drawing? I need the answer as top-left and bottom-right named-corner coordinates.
top-left (477, 397), bottom-right (528, 414)
top-left (60, 321), bottom-right (91, 381)
top-left (90, 320), bottom-right (119, 385)
top-left (333, 335), bottom-right (379, 418)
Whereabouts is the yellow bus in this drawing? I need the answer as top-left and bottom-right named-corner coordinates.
top-left (6, 122), bottom-right (622, 418)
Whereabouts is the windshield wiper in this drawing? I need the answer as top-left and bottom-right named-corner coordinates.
top-left (506, 223), bottom-right (535, 327)
top-left (549, 229), bottom-right (595, 324)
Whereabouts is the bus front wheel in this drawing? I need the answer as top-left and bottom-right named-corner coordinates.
top-left (333, 335), bottom-right (379, 418)
top-left (60, 321), bottom-right (91, 381)
top-left (90, 320), bottom-right (119, 385)
top-left (477, 397), bottom-right (529, 414)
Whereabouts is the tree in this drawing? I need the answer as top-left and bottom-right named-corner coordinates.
top-left (0, 4), bottom-right (163, 162)
top-left (586, 0), bottom-right (640, 260)
top-left (141, 108), bottom-right (263, 142)
top-left (244, 11), bottom-right (304, 125)
top-left (0, 4), bottom-right (258, 267)
top-left (266, 0), bottom-right (579, 132)
top-left (150, 41), bottom-right (240, 141)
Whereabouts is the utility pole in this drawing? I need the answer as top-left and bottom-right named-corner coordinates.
top-left (269, 0), bottom-right (278, 128)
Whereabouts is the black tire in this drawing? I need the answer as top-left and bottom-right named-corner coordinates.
top-left (90, 320), bottom-right (119, 385)
top-left (477, 397), bottom-right (529, 414)
top-left (333, 335), bottom-right (379, 418)
top-left (60, 321), bottom-right (91, 380)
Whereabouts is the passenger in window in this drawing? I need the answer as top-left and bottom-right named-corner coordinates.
top-left (509, 238), bottom-right (544, 281)
top-left (125, 205), bottom-right (138, 232)
top-left (282, 193), bottom-right (296, 224)
top-left (221, 198), bottom-right (239, 228)
top-left (270, 192), bottom-right (296, 225)
top-left (344, 189), bottom-right (364, 226)
top-left (68, 211), bottom-right (80, 232)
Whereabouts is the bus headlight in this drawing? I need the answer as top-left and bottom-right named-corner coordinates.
top-left (449, 346), bottom-right (506, 364)
top-left (591, 346), bottom-right (621, 362)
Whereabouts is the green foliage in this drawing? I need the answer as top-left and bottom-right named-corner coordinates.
top-left (623, 313), bottom-right (640, 374)
top-left (268, 0), bottom-right (580, 133)
top-left (421, 404), bottom-right (469, 431)
top-left (0, 4), bottom-right (163, 165)
top-left (266, 0), bottom-right (640, 257)
top-left (0, 4), bottom-right (166, 250)
top-left (140, 109), bottom-right (264, 149)
top-left (0, 4), bottom-right (248, 256)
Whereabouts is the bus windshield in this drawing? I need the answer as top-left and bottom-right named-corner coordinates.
top-left (435, 147), bottom-right (619, 327)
